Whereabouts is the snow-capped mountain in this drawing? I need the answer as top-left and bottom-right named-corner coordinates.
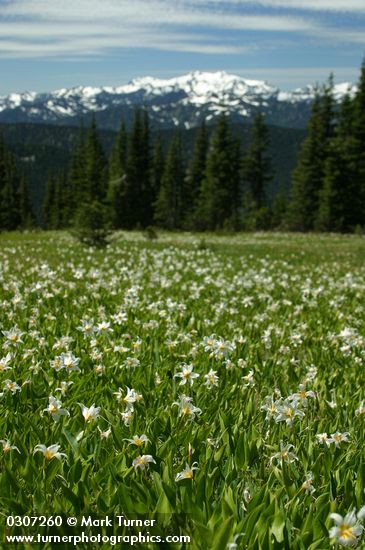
top-left (0, 71), bottom-right (356, 130)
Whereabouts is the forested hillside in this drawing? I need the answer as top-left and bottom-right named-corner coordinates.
top-left (0, 121), bottom-right (305, 222)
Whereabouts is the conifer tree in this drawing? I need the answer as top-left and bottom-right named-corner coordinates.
top-left (18, 176), bottom-right (33, 228)
top-left (107, 119), bottom-right (128, 228)
top-left (288, 77), bottom-right (335, 231)
top-left (123, 108), bottom-right (152, 228)
top-left (185, 120), bottom-right (208, 229)
top-left (316, 94), bottom-right (357, 231)
top-left (109, 119), bottom-right (127, 181)
top-left (67, 122), bottom-right (87, 220)
top-left (72, 118), bottom-right (111, 246)
top-left (0, 136), bottom-right (28, 231)
top-left (241, 112), bottom-right (272, 229)
top-left (154, 132), bottom-right (185, 229)
top-left (84, 116), bottom-right (108, 203)
top-left (151, 132), bottom-right (165, 219)
top-left (196, 114), bottom-right (240, 230)
top-left (43, 174), bottom-right (57, 229)
top-left (271, 185), bottom-right (288, 229)
top-left (352, 59), bottom-right (365, 227)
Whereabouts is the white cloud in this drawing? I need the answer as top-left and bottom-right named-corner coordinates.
top-left (0, 0), bottom-right (362, 59)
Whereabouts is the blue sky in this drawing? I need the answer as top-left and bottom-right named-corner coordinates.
top-left (0, 0), bottom-right (364, 94)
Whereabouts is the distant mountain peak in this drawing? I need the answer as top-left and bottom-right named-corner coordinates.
top-left (0, 71), bottom-right (357, 131)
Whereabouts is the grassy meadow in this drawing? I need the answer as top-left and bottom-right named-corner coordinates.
top-left (1, 231), bottom-right (365, 549)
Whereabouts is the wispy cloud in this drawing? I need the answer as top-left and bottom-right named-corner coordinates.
top-left (0, 0), bottom-right (362, 59)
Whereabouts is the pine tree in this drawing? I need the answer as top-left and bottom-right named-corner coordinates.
top-left (18, 177), bottom-right (34, 228)
top-left (107, 119), bottom-right (128, 228)
top-left (185, 120), bottom-right (208, 229)
top-left (0, 136), bottom-right (26, 231)
top-left (150, 132), bottom-right (165, 220)
top-left (123, 108), bottom-right (152, 228)
top-left (67, 122), bottom-right (87, 221)
top-left (316, 94), bottom-right (357, 231)
top-left (109, 119), bottom-right (127, 181)
top-left (352, 59), bottom-right (365, 227)
top-left (196, 114), bottom-right (240, 230)
top-left (154, 132), bottom-right (185, 229)
top-left (241, 112), bottom-right (273, 229)
top-left (43, 174), bottom-right (56, 229)
top-left (72, 118), bottom-right (111, 246)
top-left (84, 116), bottom-right (108, 203)
top-left (289, 77), bottom-right (335, 231)
top-left (271, 185), bottom-right (288, 229)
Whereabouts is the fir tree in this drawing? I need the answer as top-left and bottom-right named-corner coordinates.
top-left (271, 185), bottom-right (288, 229)
top-left (84, 117), bottom-right (108, 203)
top-left (352, 59), bottom-right (365, 227)
top-left (67, 121), bottom-right (87, 220)
top-left (123, 108), bottom-right (152, 228)
top-left (196, 114), bottom-right (240, 230)
top-left (72, 118), bottom-right (111, 245)
top-left (185, 120), bottom-right (208, 229)
top-left (109, 119), bottom-right (127, 181)
top-left (154, 132), bottom-right (185, 229)
top-left (107, 119), bottom-right (128, 228)
top-left (289, 77), bottom-right (335, 231)
top-left (0, 136), bottom-right (28, 231)
top-left (18, 177), bottom-right (34, 228)
top-left (43, 174), bottom-right (57, 229)
top-left (241, 112), bottom-right (273, 229)
top-left (151, 132), bottom-right (165, 219)
top-left (316, 94), bottom-right (357, 231)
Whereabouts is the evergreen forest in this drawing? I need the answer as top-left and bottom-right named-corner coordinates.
top-left (1, 59), bottom-right (365, 234)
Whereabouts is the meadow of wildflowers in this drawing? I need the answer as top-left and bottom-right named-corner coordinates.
top-left (0, 231), bottom-right (365, 549)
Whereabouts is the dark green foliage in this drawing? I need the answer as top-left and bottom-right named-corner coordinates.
top-left (43, 174), bottom-right (59, 229)
top-left (0, 136), bottom-right (33, 231)
top-left (271, 185), bottom-right (289, 229)
top-left (295, 62), bottom-right (365, 233)
top-left (107, 119), bottom-right (128, 229)
top-left (121, 109), bottom-right (153, 228)
top-left (241, 112), bottom-right (273, 229)
top-left (316, 96), bottom-right (358, 232)
top-left (185, 120), bottom-right (208, 229)
top-left (72, 199), bottom-right (112, 248)
top-left (84, 117), bottom-right (108, 203)
top-left (109, 119), bottom-right (127, 181)
top-left (195, 114), bottom-right (241, 231)
top-left (71, 119), bottom-right (112, 245)
top-left (289, 78), bottom-right (335, 231)
top-left (151, 132), bottom-right (165, 206)
top-left (154, 132), bottom-right (185, 229)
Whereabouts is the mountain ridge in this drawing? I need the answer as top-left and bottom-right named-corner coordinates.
top-left (0, 71), bottom-right (356, 131)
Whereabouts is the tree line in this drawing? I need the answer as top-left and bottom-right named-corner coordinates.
top-left (1, 58), bottom-right (365, 234)
top-left (0, 137), bottom-right (33, 231)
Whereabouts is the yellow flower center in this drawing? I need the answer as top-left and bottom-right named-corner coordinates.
top-left (44, 450), bottom-right (55, 460)
top-left (285, 407), bottom-right (294, 418)
top-left (339, 524), bottom-right (355, 540)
